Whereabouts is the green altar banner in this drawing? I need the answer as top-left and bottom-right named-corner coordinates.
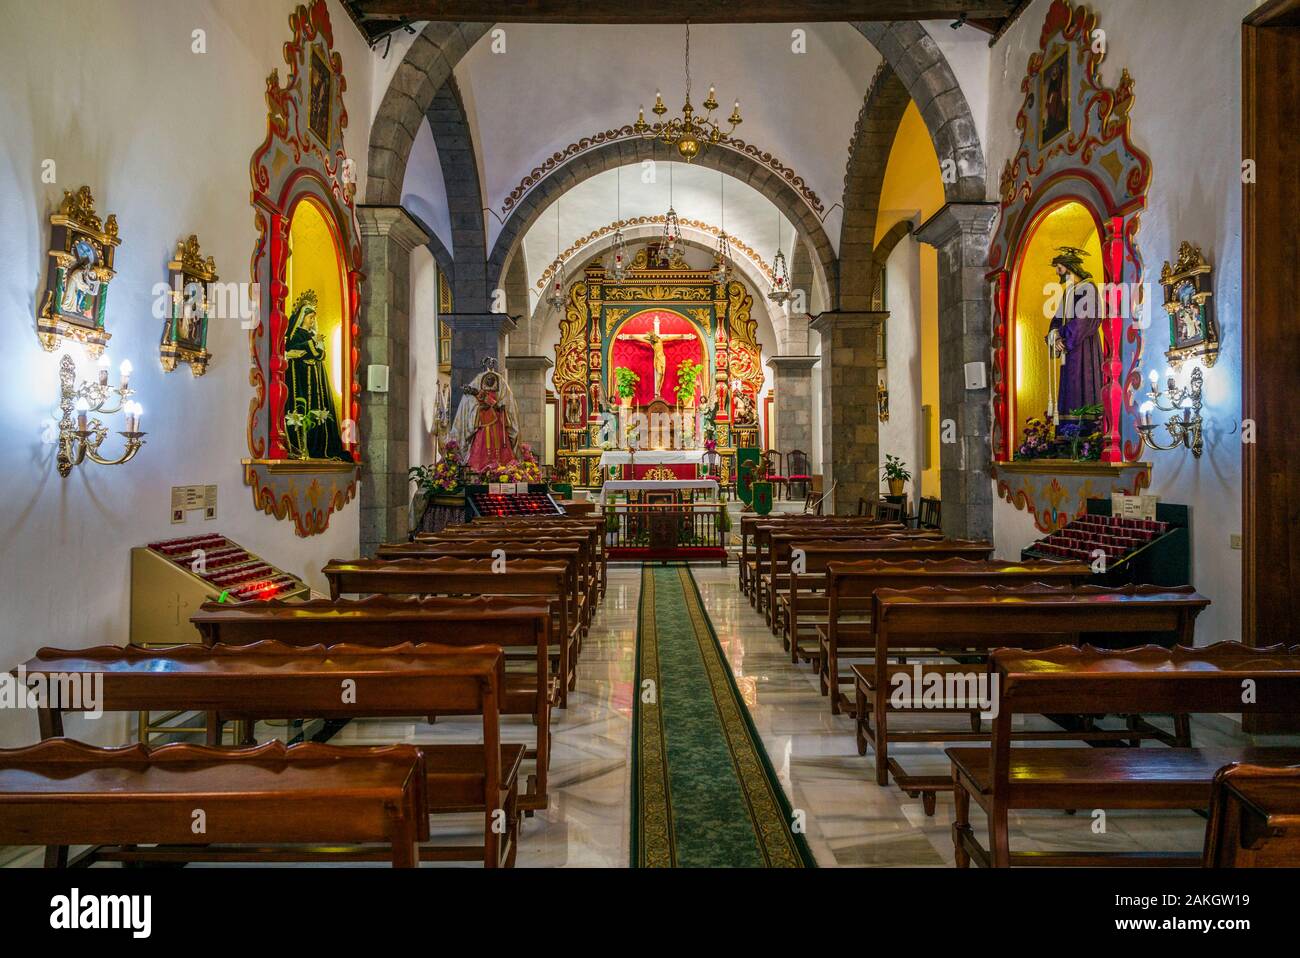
top-left (736, 448), bottom-right (760, 506)
top-left (751, 482), bottom-right (774, 516)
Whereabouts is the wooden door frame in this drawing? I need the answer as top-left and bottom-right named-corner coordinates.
top-left (1242, 0), bottom-right (1300, 729)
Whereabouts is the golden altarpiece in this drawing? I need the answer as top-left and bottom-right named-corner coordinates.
top-left (554, 247), bottom-right (764, 488)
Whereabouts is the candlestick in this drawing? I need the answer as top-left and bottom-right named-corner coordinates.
top-left (97, 355), bottom-right (110, 386)
top-left (75, 398), bottom-right (89, 432)
top-left (119, 359), bottom-right (132, 390)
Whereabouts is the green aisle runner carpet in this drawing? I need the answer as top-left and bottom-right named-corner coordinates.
top-left (631, 564), bottom-right (815, 867)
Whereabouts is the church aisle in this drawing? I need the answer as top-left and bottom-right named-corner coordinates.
top-left (631, 564), bottom-right (813, 867)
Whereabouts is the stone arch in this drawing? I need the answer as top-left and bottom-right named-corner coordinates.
top-left (425, 77), bottom-right (488, 312)
top-left (525, 226), bottom-right (783, 356)
top-left (851, 21), bottom-right (986, 204)
top-left (871, 219), bottom-right (914, 300)
top-left (365, 22), bottom-right (490, 206)
top-left (839, 63), bottom-right (912, 310)
top-left (488, 140), bottom-right (838, 314)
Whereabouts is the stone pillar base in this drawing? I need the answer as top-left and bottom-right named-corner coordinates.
top-left (810, 311), bottom-right (885, 515)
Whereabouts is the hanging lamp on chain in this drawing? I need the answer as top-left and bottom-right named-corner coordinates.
top-left (768, 212), bottom-right (791, 305)
top-left (546, 200), bottom-right (566, 309)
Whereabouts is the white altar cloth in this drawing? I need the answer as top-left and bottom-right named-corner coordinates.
top-left (598, 449), bottom-right (705, 467)
top-left (603, 479), bottom-right (719, 496)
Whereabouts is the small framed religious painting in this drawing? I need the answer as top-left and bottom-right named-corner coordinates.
top-left (1039, 46), bottom-right (1071, 150)
top-left (37, 186), bottom-right (120, 356)
top-left (1160, 242), bottom-right (1218, 369)
top-left (160, 235), bottom-right (215, 376)
top-left (308, 47), bottom-right (332, 144)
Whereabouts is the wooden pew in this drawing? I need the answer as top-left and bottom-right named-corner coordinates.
top-left (860, 584), bottom-right (1212, 811)
top-left (767, 536), bottom-right (994, 638)
top-left (190, 595), bottom-right (556, 809)
top-left (739, 514), bottom-right (898, 598)
top-left (764, 528), bottom-right (948, 638)
top-left (379, 538), bottom-right (591, 635)
top-left (754, 524), bottom-right (921, 622)
top-left (452, 516), bottom-right (607, 597)
top-left (948, 642), bottom-right (1300, 867)
top-left (818, 558), bottom-right (1090, 713)
top-left (322, 557), bottom-right (578, 707)
top-left (0, 739), bottom-right (428, 868)
top-left (23, 641), bottom-right (521, 867)
top-left (1204, 763), bottom-right (1300, 867)
top-left (420, 532), bottom-right (597, 627)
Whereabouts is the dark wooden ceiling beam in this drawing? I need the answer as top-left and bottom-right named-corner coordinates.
top-left (350, 0), bottom-right (1021, 24)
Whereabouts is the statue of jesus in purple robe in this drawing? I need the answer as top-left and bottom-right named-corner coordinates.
top-left (1046, 247), bottom-right (1103, 417)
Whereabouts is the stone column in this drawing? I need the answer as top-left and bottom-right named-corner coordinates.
top-left (914, 202), bottom-right (998, 542)
top-left (809, 310), bottom-right (885, 515)
top-left (443, 312), bottom-right (518, 400)
top-left (357, 205), bottom-right (430, 557)
top-left (504, 355), bottom-right (552, 458)
top-left (766, 355), bottom-right (818, 460)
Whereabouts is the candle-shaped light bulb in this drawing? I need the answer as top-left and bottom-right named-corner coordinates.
top-left (119, 359), bottom-right (133, 389)
top-left (1148, 369), bottom-right (1159, 386)
top-left (1139, 400), bottom-right (1154, 428)
top-left (1166, 368), bottom-right (1176, 390)
top-left (75, 398), bottom-right (89, 431)
top-left (97, 354), bottom-right (110, 385)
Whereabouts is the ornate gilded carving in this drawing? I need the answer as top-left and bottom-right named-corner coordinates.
top-left (500, 132), bottom-right (824, 218)
top-left (160, 235), bottom-right (216, 376)
top-left (1160, 242), bottom-right (1218, 369)
top-left (988, 0), bottom-right (1152, 487)
top-left (243, 0), bottom-right (362, 537)
top-left (37, 185), bottom-right (121, 356)
top-left (725, 280), bottom-right (763, 397)
top-left (536, 215), bottom-right (774, 290)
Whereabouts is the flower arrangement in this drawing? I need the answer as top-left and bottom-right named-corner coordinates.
top-left (409, 439), bottom-right (464, 495)
top-left (881, 455), bottom-right (912, 484)
top-left (1014, 408), bottom-right (1103, 461)
top-left (614, 367), bottom-right (640, 400)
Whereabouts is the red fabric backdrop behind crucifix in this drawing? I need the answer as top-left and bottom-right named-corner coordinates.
top-left (609, 310), bottom-right (707, 406)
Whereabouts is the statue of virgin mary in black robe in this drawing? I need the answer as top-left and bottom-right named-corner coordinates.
top-left (282, 290), bottom-right (352, 461)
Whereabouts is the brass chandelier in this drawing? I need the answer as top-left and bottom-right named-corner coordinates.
top-left (633, 23), bottom-right (742, 163)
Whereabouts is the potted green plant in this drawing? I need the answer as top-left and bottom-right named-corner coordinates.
top-left (614, 367), bottom-right (640, 407)
top-left (674, 359), bottom-right (703, 408)
top-left (881, 454), bottom-right (911, 497)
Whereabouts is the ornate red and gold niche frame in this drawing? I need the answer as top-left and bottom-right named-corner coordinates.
top-left (242, 0), bottom-right (363, 537)
top-left (987, 0), bottom-right (1153, 531)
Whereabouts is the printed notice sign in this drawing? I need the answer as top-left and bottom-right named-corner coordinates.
top-left (172, 484), bottom-right (217, 523)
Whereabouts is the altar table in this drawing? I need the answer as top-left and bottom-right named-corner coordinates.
top-left (603, 479), bottom-right (719, 497)
top-left (598, 450), bottom-right (705, 467)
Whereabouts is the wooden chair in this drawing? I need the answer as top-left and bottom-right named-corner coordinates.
top-left (874, 500), bottom-right (904, 523)
top-left (1204, 763), bottom-right (1300, 867)
top-left (786, 449), bottom-right (812, 501)
top-left (0, 739), bottom-right (429, 868)
top-left (25, 641), bottom-right (521, 867)
top-left (762, 449), bottom-right (788, 499)
top-left (948, 642), bottom-right (1300, 867)
top-left (803, 475), bottom-right (824, 515)
top-left (918, 496), bottom-right (942, 530)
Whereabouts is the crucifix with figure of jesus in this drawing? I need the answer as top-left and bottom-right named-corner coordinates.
top-left (617, 316), bottom-right (698, 402)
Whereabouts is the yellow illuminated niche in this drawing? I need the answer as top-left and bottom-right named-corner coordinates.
top-left (1011, 200), bottom-right (1104, 435)
top-left (877, 102), bottom-right (944, 498)
top-left (286, 196), bottom-right (348, 416)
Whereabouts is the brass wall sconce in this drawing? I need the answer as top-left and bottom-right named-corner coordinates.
top-left (55, 353), bottom-right (146, 477)
top-left (1139, 365), bottom-right (1203, 458)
